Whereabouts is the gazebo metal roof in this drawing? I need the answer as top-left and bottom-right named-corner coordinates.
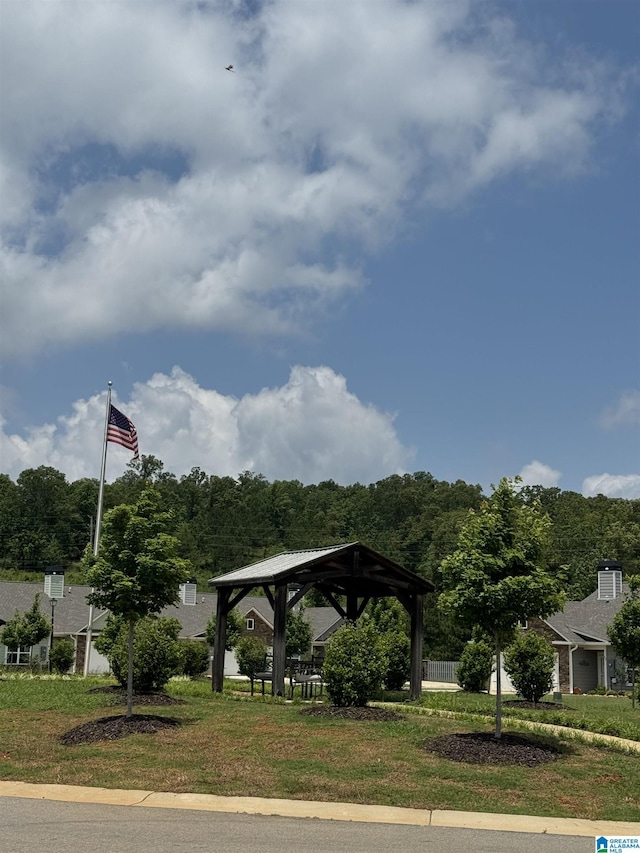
top-left (208, 541), bottom-right (433, 596)
top-left (209, 544), bottom-right (354, 587)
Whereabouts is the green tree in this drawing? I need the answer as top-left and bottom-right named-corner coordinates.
top-left (608, 575), bottom-right (640, 709)
top-left (84, 488), bottom-right (191, 717)
top-left (286, 606), bottom-right (313, 658)
top-left (368, 598), bottom-right (407, 634)
top-left (323, 621), bottom-right (387, 706)
top-left (456, 640), bottom-right (493, 693)
top-left (205, 608), bottom-right (244, 651)
top-left (235, 635), bottom-right (268, 693)
top-left (504, 631), bottom-right (555, 704)
top-left (439, 477), bottom-right (566, 738)
top-left (0, 594), bottom-right (50, 664)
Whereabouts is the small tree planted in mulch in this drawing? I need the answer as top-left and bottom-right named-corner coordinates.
top-left (439, 477), bottom-right (566, 739)
top-left (84, 487), bottom-right (192, 719)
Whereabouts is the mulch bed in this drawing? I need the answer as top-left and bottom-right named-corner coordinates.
top-left (88, 686), bottom-right (185, 706)
top-left (59, 714), bottom-right (181, 745)
top-left (300, 705), bottom-right (404, 722)
top-left (425, 732), bottom-right (565, 766)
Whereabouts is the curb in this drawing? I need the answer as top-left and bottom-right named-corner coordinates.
top-left (1, 781), bottom-right (639, 838)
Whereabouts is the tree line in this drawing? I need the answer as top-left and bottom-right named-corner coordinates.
top-left (1, 457), bottom-right (639, 658)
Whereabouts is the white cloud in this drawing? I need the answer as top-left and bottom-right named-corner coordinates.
top-left (0, 366), bottom-right (411, 485)
top-left (518, 460), bottom-right (562, 488)
top-left (1, 1), bottom-right (624, 357)
top-left (582, 473), bottom-right (640, 500)
top-left (599, 391), bottom-right (640, 429)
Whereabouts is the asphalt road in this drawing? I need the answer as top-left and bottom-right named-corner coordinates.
top-left (0, 797), bottom-right (598, 853)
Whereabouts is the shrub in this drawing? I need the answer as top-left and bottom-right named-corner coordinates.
top-left (95, 616), bottom-right (183, 692)
top-left (457, 640), bottom-right (493, 692)
top-left (323, 621), bottom-right (387, 706)
top-left (504, 630), bottom-right (555, 703)
top-left (235, 636), bottom-right (268, 691)
top-left (49, 639), bottom-right (75, 674)
top-left (380, 630), bottom-right (411, 691)
top-left (180, 640), bottom-right (210, 678)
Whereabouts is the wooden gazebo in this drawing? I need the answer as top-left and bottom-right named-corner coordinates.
top-left (208, 542), bottom-right (433, 700)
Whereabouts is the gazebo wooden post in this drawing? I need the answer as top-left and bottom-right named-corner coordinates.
top-left (212, 587), bottom-right (230, 692)
top-left (346, 591), bottom-right (359, 622)
top-left (272, 582), bottom-right (288, 697)
top-left (409, 592), bottom-right (424, 700)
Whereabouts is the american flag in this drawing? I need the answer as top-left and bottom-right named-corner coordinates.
top-left (107, 404), bottom-right (139, 459)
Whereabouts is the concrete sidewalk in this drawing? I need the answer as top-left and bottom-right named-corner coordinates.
top-left (1, 780), bottom-right (638, 839)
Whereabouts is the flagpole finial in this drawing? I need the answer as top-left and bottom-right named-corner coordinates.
top-left (108, 380), bottom-right (113, 387)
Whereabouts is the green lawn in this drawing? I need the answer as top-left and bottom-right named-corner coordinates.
top-left (1, 675), bottom-right (639, 821)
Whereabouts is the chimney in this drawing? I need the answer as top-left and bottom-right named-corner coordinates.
top-left (179, 578), bottom-right (198, 606)
top-left (597, 559), bottom-right (623, 600)
top-left (44, 567), bottom-right (65, 599)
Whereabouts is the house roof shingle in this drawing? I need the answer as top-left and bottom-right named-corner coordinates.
top-left (0, 582), bottom-right (342, 644)
top-left (545, 584), bottom-right (631, 645)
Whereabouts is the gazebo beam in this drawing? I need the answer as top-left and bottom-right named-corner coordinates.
top-left (287, 582), bottom-right (314, 610)
top-left (319, 588), bottom-right (347, 619)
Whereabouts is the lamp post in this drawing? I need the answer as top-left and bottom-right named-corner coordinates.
top-left (49, 598), bottom-right (57, 672)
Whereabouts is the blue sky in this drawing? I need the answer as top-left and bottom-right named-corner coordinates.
top-left (1, 0), bottom-right (639, 496)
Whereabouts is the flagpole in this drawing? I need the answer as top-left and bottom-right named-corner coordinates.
top-left (84, 381), bottom-right (112, 676)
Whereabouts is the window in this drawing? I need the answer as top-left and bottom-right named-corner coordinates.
top-left (5, 646), bottom-right (30, 665)
top-left (246, 618), bottom-right (255, 631)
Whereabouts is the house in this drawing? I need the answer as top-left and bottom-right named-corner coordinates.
top-left (0, 576), bottom-right (342, 675)
top-left (527, 560), bottom-right (634, 694)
